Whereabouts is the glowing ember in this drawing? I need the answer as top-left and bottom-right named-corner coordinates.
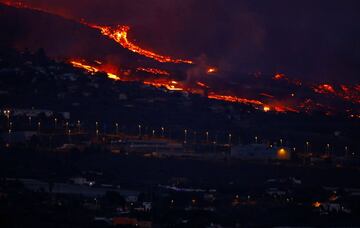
top-left (136, 67), bottom-right (170, 76)
top-left (313, 201), bottom-right (321, 208)
top-left (89, 24), bottom-right (193, 64)
top-left (259, 93), bottom-right (275, 98)
top-left (263, 106), bottom-right (271, 112)
top-left (70, 60), bottom-right (120, 80)
top-left (70, 61), bottom-right (99, 73)
top-left (313, 83), bottom-right (360, 104)
top-left (207, 68), bottom-right (217, 74)
top-left (273, 73), bottom-right (286, 80)
top-left (196, 81), bottom-right (210, 88)
top-left (207, 93), bottom-right (264, 106)
top-left (314, 84), bottom-right (336, 94)
top-left (144, 80), bottom-right (183, 91)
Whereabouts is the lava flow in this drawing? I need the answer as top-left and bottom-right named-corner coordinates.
top-left (136, 67), bottom-right (170, 76)
top-left (313, 83), bottom-right (360, 104)
top-left (68, 59), bottom-right (278, 111)
top-left (2, 1), bottom-right (359, 117)
top-left (2, 1), bottom-right (193, 65)
top-left (70, 60), bottom-right (121, 81)
top-left (89, 24), bottom-right (193, 65)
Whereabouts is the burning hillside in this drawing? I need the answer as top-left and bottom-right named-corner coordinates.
top-left (88, 24), bottom-right (193, 65)
top-left (1, 1), bottom-right (359, 118)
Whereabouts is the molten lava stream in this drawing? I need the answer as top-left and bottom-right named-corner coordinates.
top-left (2, 1), bottom-right (193, 65)
top-left (136, 67), bottom-right (170, 76)
top-left (70, 60), bottom-right (121, 80)
top-left (313, 83), bottom-right (360, 104)
top-left (89, 24), bottom-right (193, 65)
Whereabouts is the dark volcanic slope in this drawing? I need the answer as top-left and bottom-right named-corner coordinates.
top-left (0, 4), bottom-right (171, 69)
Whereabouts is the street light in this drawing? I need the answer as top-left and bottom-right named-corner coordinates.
top-left (306, 141), bottom-right (310, 153)
top-left (115, 123), bottom-right (119, 135)
top-left (206, 131), bottom-right (209, 144)
top-left (77, 120), bottom-right (81, 131)
top-left (37, 121), bottom-right (41, 132)
top-left (280, 138), bottom-right (283, 146)
top-left (54, 118), bottom-right (58, 129)
top-left (161, 127), bottom-right (165, 137)
top-left (138, 124), bottom-right (142, 137)
top-left (255, 136), bottom-right (258, 144)
top-left (8, 129), bottom-right (11, 145)
top-left (28, 116), bottom-right (32, 127)
top-left (228, 133), bottom-right (232, 146)
top-left (3, 109), bottom-right (10, 127)
top-left (3, 109), bottom-right (10, 118)
top-left (152, 129), bottom-right (155, 137)
top-left (184, 129), bottom-right (188, 144)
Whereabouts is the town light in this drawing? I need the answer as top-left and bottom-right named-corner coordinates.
top-left (161, 127), bottom-right (165, 137)
top-left (138, 124), bottom-right (142, 136)
top-left (184, 129), bottom-right (188, 144)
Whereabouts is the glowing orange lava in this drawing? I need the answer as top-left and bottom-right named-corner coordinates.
top-left (207, 67), bottom-right (217, 74)
top-left (313, 83), bottom-right (360, 104)
top-left (263, 106), bottom-right (271, 112)
top-left (144, 80), bottom-right (183, 91)
top-left (196, 81), bottom-right (210, 89)
top-left (89, 24), bottom-right (193, 64)
top-left (4, 1), bottom-right (358, 116)
top-left (136, 67), bottom-right (170, 76)
top-left (70, 60), bottom-right (121, 80)
top-left (273, 73), bottom-right (286, 80)
top-left (207, 93), bottom-right (264, 106)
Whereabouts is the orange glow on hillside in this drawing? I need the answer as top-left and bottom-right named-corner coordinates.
top-left (196, 81), bottom-right (210, 88)
top-left (207, 93), bottom-right (264, 106)
top-left (313, 201), bottom-right (321, 208)
top-left (89, 24), bottom-right (193, 64)
top-left (207, 68), bottom-right (217, 74)
top-left (314, 84), bottom-right (336, 94)
top-left (136, 67), bottom-right (170, 76)
top-left (4, 1), bottom-right (358, 116)
top-left (313, 83), bottom-right (360, 104)
top-left (70, 60), bottom-right (120, 80)
top-left (143, 80), bottom-right (183, 91)
top-left (273, 73), bottom-right (286, 80)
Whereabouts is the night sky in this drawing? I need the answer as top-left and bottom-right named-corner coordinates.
top-left (3, 0), bottom-right (360, 83)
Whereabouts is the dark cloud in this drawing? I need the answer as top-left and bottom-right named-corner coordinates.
top-left (6, 0), bottom-right (360, 82)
